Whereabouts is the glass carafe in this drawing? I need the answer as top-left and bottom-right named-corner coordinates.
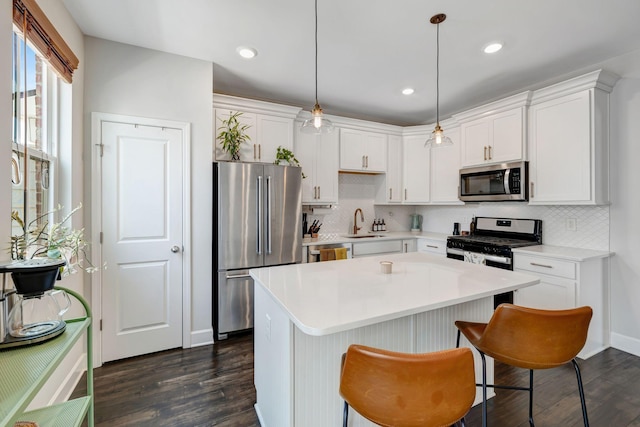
top-left (8, 289), bottom-right (70, 338)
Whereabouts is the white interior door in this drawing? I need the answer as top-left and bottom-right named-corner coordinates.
top-left (100, 121), bottom-right (183, 362)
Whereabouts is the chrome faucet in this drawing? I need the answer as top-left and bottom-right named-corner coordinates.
top-left (353, 208), bottom-right (364, 235)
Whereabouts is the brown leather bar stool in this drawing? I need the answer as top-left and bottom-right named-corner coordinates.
top-left (455, 304), bottom-right (593, 427)
top-left (339, 344), bottom-right (476, 427)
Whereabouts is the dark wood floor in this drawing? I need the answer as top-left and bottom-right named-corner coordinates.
top-left (73, 333), bottom-right (640, 426)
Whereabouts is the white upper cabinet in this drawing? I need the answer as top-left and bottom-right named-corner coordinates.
top-left (339, 128), bottom-right (387, 173)
top-left (455, 92), bottom-right (531, 168)
top-left (295, 122), bottom-right (339, 204)
top-left (528, 70), bottom-right (618, 205)
top-left (402, 133), bottom-right (430, 203)
top-left (429, 124), bottom-right (463, 204)
top-left (375, 134), bottom-right (403, 203)
top-left (213, 94), bottom-right (301, 163)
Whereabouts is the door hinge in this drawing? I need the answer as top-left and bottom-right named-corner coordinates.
top-left (99, 319), bottom-right (103, 331)
top-left (100, 231), bottom-right (103, 244)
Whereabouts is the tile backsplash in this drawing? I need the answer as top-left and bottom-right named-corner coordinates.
top-left (304, 173), bottom-right (610, 250)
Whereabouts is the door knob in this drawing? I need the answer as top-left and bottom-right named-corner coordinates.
top-left (171, 245), bottom-right (180, 253)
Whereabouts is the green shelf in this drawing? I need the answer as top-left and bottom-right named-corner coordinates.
top-left (0, 286), bottom-right (93, 427)
top-left (11, 396), bottom-right (91, 427)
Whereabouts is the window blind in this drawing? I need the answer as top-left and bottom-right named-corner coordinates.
top-left (12, 0), bottom-right (79, 84)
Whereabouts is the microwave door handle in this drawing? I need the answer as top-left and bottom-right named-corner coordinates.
top-left (504, 168), bottom-right (511, 194)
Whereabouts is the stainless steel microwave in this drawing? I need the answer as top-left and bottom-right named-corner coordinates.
top-left (459, 161), bottom-right (528, 202)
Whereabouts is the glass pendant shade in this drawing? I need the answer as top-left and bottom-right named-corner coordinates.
top-left (301, 103), bottom-right (334, 134)
top-left (425, 124), bottom-right (453, 147)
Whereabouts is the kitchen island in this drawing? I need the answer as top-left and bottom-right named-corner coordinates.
top-left (250, 252), bottom-right (539, 427)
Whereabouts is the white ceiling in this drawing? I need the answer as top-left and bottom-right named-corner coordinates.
top-left (62, 0), bottom-right (640, 126)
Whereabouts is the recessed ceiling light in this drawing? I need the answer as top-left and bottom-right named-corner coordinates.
top-left (483, 42), bottom-right (503, 54)
top-left (237, 46), bottom-right (257, 59)
top-left (402, 88), bottom-right (415, 95)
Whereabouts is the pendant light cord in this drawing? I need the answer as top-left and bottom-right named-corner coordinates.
top-left (435, 20), bottom-right (440, 126)
top-left (314, 0), bottom-right (319, 105)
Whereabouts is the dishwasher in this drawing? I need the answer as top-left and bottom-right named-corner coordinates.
top-left (306, 242), bottom-right (352, 262)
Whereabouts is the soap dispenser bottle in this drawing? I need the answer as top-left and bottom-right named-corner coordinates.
top-left (470, 216), bottom-right (475, 235)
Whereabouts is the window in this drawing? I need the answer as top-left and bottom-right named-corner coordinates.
top-left (11, 30), bottom-right (59, 240)
top-left (10, 0), bottom-right (78, 255)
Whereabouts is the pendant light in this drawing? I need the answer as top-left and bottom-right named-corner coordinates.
top-left (425, 13), bottom-right (453, 147)
top-left (301, 0), bottom-right (334, 134)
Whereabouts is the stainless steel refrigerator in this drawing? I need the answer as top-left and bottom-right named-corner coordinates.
top-left (213, 161), bottom-right (302, 339)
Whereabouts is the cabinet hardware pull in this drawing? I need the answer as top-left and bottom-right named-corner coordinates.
top-left (259, 144), bottom-right (261, 160)
top-left (488, 145), bottom-right (492, 160)
top-left (426, 245), bottom-right (438, 249)
top-left (389, 188), bottom-right (392, 200)
top-left (404, 189), bottom-right (407, 200)
top-left (317, 186), bottom-right (321, 199)
top-left (530, 182), bottom-right (534, 198)
top-left (362, 155), bottom-right (365, 168)
top-left (254, 144), bottom-right (257, 160)
top-left (530, 262), bottom-right (553, 269)
top-left (404, 243), bottom-right (408, 253)
top-left (484, 146), bottom-right (487, 161)
top-left (313, 186), bottom-right (317, 199)
top-left (365, 156), bottom-right (369, 168)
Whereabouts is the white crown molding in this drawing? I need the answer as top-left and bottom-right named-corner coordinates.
top-left (213, 93), bottom-right (302, 118)
top-left (452, 91), bottom-right (532, 123)
top-left (530, 69), bottom-right (620, 105)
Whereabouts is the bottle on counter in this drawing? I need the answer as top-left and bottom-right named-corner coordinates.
top-left (470, 216), bottom-right (475, 235)
top-left (381, 219), bottom-right (386, 231)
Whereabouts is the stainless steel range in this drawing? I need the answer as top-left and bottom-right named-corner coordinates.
top-left (446, 217), bottom-right (542, 306)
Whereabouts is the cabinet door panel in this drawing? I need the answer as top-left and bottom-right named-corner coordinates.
top-left (403, 135), bottom-right (430, 203)
top-left (430, 127), bottom-right (461, 203)
top-left (315, 131), bottom-right (339, 203)
top-left (339, 129), bottom-right (365, 170)
top-left (514, 275), bottom-right (576, 310)
top-left (461, 120), bottom-right (489, 167)
top-left (365, 133), bottom-right (387, 172)
top-left (258, 115), bottom-right (293, 163)
top-left (491, 110), bottom-right (523, 163)
top-left (295, 129), bottom-right (318, 204)
top-left (385, 135), bottom-right (402, 202)
top-left (529, 91), bottom-right (591, 203)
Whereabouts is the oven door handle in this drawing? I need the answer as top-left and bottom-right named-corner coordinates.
top-left (446, 248), bottom-right (512, 265)
top-left (309, 247), bottom-right (351, 255)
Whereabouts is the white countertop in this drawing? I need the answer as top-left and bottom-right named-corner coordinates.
top-left (250, 252), bottom-right (539, 336)
top-left (512, 245), bottom-right (613, 261)
top-left (302, 231), bottom-right (449, 246)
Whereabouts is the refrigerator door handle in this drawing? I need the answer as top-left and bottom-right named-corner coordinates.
top-left (257, 175), bottom-right (263, 255)
top-left (226, 272), bottom-right (252, 279)
top-left (266, 175), bottom-right (272, 254)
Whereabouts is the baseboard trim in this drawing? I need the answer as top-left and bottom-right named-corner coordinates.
top-left (190, 328), bottom-right (214, 347)
top-left (611, 332), bottom-right (640, 357)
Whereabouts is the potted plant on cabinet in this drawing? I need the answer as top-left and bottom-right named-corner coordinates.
top-left (274, 146), bottom-right (306, 178)
top-left (216, 111), bottom-right (251, 161)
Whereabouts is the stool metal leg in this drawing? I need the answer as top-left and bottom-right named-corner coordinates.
top-left (528, 369), bottom-right (535, 427)
top-left (572, 359), bottom-right (590, 427)
top-left (343, 401), bottom-right (349, 427)
top-left (456, 329), bottom-right (461, 348)
top-left (480, 351), bottom-right (488, 427)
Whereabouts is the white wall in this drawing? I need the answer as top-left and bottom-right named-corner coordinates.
top-left (610, 50), bottom-right (640, 355)
top-left (0, 0), bottom-right (11, 258)
top-left (82, 37), bottom-right (214, 345)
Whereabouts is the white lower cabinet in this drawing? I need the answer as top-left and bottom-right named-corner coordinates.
top-left (352, 240), bottom-right (403, 258)
top-left (402, 239), bottom-right (417, 253)
top-left (417, 238), bottom-right (446, 256)
top-left (513, 250), bottom-right (609, 358)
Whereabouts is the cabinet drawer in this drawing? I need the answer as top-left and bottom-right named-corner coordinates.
top-left (417, 239), bottom-right (446, 256)
top-left (513, 254), bottom-right (576, 279)
top-left (352, 240), bottom-right (403, 257)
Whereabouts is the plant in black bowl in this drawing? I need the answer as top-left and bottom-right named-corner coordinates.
top-left (7, 204), bottom-right (99, 295)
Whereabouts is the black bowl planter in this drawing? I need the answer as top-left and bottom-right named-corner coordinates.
top-left (0, 259), bottom-right (66, 297)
